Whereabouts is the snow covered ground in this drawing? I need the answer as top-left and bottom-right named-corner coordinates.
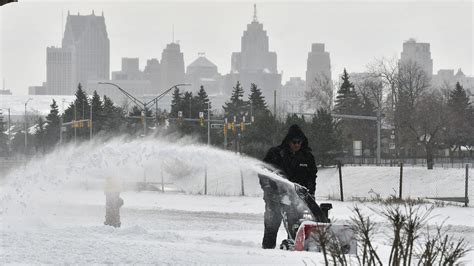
top-left (1, 136), bottom-right (473, 264)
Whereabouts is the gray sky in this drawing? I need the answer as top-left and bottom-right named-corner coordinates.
top-left (1, 0), bottom-right (472, 95)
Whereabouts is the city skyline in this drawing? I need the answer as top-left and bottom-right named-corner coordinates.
top-left (1, 0), bottom-right (472, 95)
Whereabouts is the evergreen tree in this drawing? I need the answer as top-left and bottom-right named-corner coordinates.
top-left (446, 82), bottom-right (473, 154)
top-left (90, 91), bottom-right (104, 135)
top-left (0, 112), bottom-right (8, 156)
top-left (102, 95), bottom-right (125, 134)
top-left (309, 108), bottom-right (342, 166)
top-left (334, 69), bottom-right (360, 114)
top-left (170, 87), bottom-right (183, 118)
top-left (44, 99), bottom-right (60, 149)
top-left (195, 85), bottom-right (211, 113)
top-left (223, 81), bottom-right (248, 121)
top-left (63, 83), bottom-right (91, 142)
top-left (182, 91), bottom-right (194, 118)
top-left (33, 117), bottom-right (46, 153)
top-left (127, 106), bottom-right (152, 135)
top-left (248, 83), bottom-right (269, 116)
top-left (334, 69), bottom-right (363, 155)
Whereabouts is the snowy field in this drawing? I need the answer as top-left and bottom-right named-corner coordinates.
top-left (1, 136), bottom-right (473, 264)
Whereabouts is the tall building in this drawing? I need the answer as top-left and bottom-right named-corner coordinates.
top-left (160, 42), bottom-right (185, 91)
top-left (432, 68), bottom-right (474, 92)
top-left (400, 39), bottom-right (433, 77)
top-left (280, 77), bottom-right (306, 114)
top-left (225, 4), bottom-right (281, 105)
top-left (306, 43), bottom-right (331, 90)
top-left (186, 54), bottom-right (222, 95)
top-left (112, 58), bottom-right (142, 80)
top-left (46, 46), bottom-right (76, 95)
top-left (46, 11), bottom-right (109, 95)
top-left (143, 58), bottom-right (161, 91)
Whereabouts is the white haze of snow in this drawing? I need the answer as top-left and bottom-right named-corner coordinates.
top-left (1, 135), bottom-right (473, 264)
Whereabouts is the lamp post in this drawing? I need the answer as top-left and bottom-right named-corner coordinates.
top-left (24, 98), bottom-right (33, 154)
top-left (98, 82), bottom-right (190, 136)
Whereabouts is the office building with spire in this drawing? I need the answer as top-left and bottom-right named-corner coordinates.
top-left (225, 4), bottom-right (281, 104)
top-left (45, 11), bottom-right (109, 95)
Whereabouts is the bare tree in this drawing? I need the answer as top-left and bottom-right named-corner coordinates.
top-left (399, 86), bottom-right (446, 170)
top-left (305, 73), bottom-right (334, 111)
top-left (366, 56), bottom-right (399, 121)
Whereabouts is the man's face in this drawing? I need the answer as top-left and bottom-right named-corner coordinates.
top-left (289, 138), bottom-right (302, 153)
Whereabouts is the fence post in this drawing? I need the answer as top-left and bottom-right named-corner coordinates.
top-left (240, 169), bottom-right (245, 196)
top-left (204, 165), bottom-right (208, 195)
top-left (161, 168), bottom-right (164, 192)
top-left (465, 164), bottom-right (469, 207)
top-left (399, 162), bottom-right (403, 200)
top-left (338, 161), bottom-right (344, 202)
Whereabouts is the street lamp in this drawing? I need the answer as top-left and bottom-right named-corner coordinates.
top-left (98, 82), bottom-right (190, 136)
top-left (24, 98), bottom-right (33, 154)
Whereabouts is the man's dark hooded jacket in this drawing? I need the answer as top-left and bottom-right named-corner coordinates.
top-left (260, 125), bottom-right (318, 196)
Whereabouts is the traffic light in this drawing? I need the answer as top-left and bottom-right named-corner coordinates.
top-left (88, 120), bottom-right (92, 128)
top-left (240, 122), bottom-right (245, 132)
top-left (199, 112), bottom-right (204, 126)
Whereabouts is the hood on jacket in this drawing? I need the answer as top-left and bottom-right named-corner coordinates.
top-left (280, 124), bottom-right (310, 151)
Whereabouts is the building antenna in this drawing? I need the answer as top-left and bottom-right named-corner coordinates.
top-left (172, 24), bottom-right (175, 43)
top-left (253, 3), bottom-right (258, 22)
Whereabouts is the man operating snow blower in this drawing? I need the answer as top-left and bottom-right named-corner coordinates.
top-left (258, 124), bottom-right (318, 249)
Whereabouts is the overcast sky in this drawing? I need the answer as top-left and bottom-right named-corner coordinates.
top-left (1, 0), bottom-right (472, 95)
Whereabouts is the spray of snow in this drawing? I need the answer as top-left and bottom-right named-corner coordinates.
top-left (0, 134), bottom-right (294, 220)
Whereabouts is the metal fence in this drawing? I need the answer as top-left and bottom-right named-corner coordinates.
top-left (339, 157), bottom-right (473, 169)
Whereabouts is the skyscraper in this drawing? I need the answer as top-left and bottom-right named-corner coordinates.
top-left (306, 43), bottom-right (331, 90)
top-left (46, 46), bottom-right (76, 95)
top-left (225, 4), bottom-right (281, 104)
top-left (160, 42), bottom-right (185, 90)
top-left (400, 39), bottom-right (433, 77)
top-left (46, 11), bottom-right (109, 95)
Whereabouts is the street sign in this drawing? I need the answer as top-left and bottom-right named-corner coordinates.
top-left (211, 124), bottom-right (224, 129)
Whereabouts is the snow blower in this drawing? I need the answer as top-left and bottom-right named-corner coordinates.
top-left (258, 166), bottom-right (357, 254)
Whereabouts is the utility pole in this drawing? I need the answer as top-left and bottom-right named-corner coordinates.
top-left (90, 100), bottom-right (93, 140)
top-left (24, 98), bottom-right (33, 154)
top-left (74, 103), bottom-right (77, 144)
top-left (7, 108), bottom-right (11, 157)
top-left (207, 101), bottom-right (211, 145)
